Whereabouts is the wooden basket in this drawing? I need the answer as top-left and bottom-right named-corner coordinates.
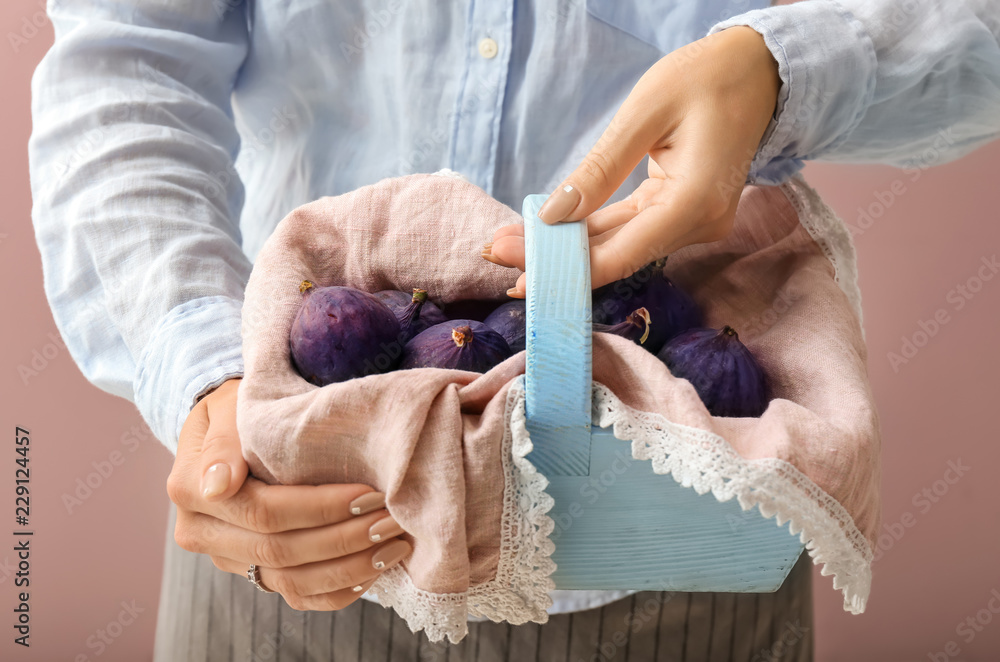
top-left (520, 193), bottom-right (806, 592)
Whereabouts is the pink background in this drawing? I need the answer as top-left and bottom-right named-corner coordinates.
top-left (2, 2), bottom-right (999, 660)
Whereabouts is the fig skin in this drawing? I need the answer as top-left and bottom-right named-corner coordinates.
top-left (400, 319), bottom-right (513, 372)
top-left (483, 300), bottom-right (527, 353)
top-left (657, 325), bottom-right (771, 418)
top-left (594, 308), bottom-right (651, 345)
top-left (592, 259), bottom-right (702, 354)
top-left (290, 281), bottom-right (403, 386)
top-left (374, 289), bottom-right (447, 334)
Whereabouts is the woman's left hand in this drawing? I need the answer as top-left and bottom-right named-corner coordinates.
top-left (484, 26), bottom-right (781, 295)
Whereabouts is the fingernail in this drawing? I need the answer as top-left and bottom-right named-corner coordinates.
top-left (506, 288), bottom-right (525, 299)
top-left (537, 184), bottom-right (581, 224)
top-left (352, 578), bottom-right (377, 594)
top-left (369, 515), bottom-right (405, 542)
top-left (481, 250), bottom-right (514, 268)
top-left (201, 463), bottom-right (231, 499)
top-left (480, 242), bottom-right (514, 268)
top-left (349, 492), bottom-right (386, 516)
top-left (372, 539), bottom-right (412, 570)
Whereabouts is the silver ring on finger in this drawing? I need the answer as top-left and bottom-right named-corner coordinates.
top-left (247, 564), bottom-right (275, 593)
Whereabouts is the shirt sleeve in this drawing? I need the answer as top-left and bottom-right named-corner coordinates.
top-left (709, 0), bottom-right (1000, 185)
top-left (28, 0), bottom-right (252, 455)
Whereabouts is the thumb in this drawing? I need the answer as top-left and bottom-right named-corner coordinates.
top-left (537, 99), bottom-right (661, 225)
top-left (198, 379), bottom-right (250, 502)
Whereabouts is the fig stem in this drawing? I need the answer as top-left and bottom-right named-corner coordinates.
top-left (299, 280), bottom-right (315, 294)
top-left (722, 325), bottom-right (739, 338)
top-left (452, 325), bottom-right (473, 347)
top-left (411, 288), bottom-right (428, 303)
top-left (627, 307), bottom-right (652, 345)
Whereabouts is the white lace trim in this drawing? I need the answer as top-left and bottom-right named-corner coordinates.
top-left (367, 567), bottom-right (472, 643)
top-left (467, 378), bottom-right (557, 621)
top-left (589, 383), bottom-right (871, 615)
top-left (369, 378), bottom-right (556, 643)
top-left (781, 176), bottom-right (865, 335)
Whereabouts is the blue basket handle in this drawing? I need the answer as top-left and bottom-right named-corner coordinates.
top-left (521, 194), bottom-right (593, 477)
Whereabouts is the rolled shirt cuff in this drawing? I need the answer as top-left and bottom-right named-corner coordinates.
top-left (134, 295), bottom-right (245, 455)
top-left (708, 0), bottom-right (878, 185)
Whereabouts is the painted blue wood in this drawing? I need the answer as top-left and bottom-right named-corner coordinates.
top-left (546, 427), bottom-right (805, 591)
top-left (522, 193), bottom-right (592, 477)
top-left (520, 193), bottom-right (807, 592)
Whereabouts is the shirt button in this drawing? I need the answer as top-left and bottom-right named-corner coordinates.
top-left (478, 37), bottom-right (498, 59)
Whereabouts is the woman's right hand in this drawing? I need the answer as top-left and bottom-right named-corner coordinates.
top-left (166, 378), bottom-right (412, 611)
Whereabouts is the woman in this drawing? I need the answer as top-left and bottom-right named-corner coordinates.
top-left (28, 0), bottom-right (1000, 659)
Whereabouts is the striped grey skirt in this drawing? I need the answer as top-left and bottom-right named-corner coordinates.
top-left (153, 502), bottom-right (813, 661)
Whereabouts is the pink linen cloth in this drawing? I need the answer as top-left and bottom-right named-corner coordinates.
top-left (236, 172), bottom-right (879, 643)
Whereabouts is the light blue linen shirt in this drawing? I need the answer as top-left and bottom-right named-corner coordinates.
top-left (28, 0), bottom-right (1000, 615)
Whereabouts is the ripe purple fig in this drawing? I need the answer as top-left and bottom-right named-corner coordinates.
top-left (483, 300), bottom-right (527, 353)
top-left (400, 319), bottom-right (513, 372)
top-left (594, 307), bottom-right (651, 345)
top-left (657, 325), bottom-right (771, 417)
top-left (374, 289), bottom-right (447, 334)
top-left (290, 281), bottom-right (403, 386)
top-left (592, 259), bottom-right (702, 353)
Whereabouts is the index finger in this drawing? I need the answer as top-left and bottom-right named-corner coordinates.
top-left (203, 477), bottom-right (384, 534)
